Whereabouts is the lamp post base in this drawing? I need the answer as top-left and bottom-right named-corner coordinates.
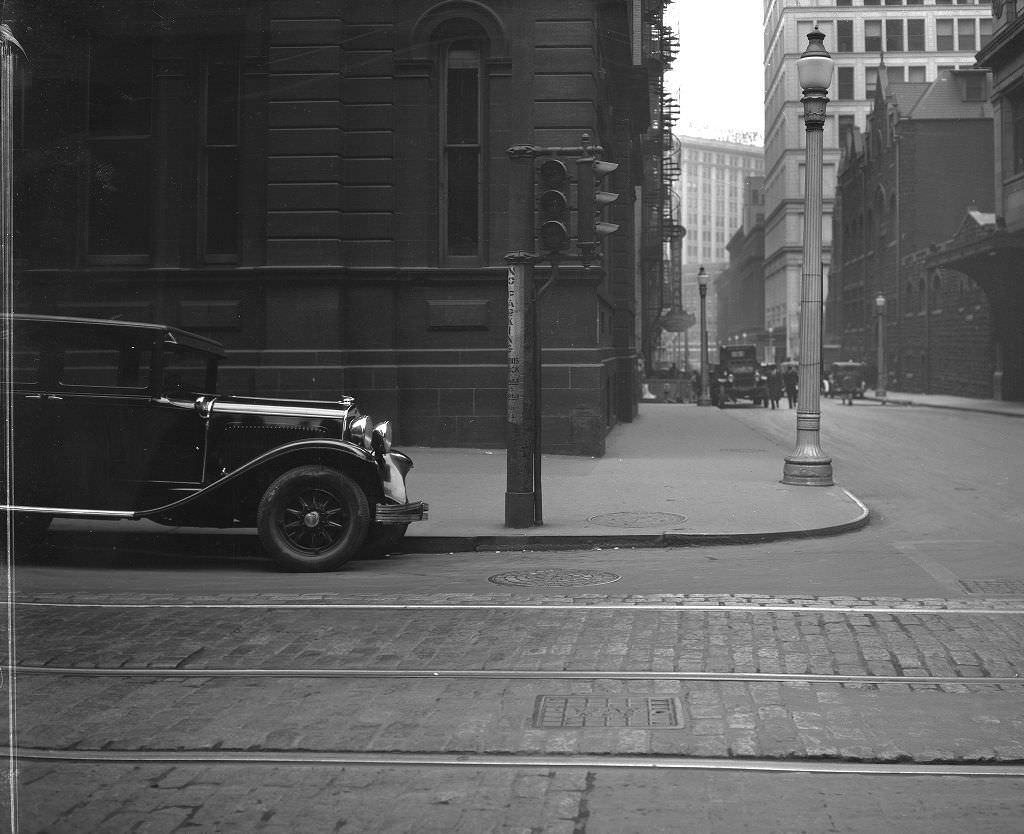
top-left (782, 456), bottom-right (834, 486)
top-left (697, 396), bottom-right (712, 407)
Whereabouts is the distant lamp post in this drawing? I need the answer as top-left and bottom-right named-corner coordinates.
top-left (697, 266), bottom-right (712, 406)
top-left (875, 293), bottom-right (887, 398)
top-left (783, 26), bottom-right (834, 487)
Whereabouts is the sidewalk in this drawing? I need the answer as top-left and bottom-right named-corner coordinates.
top-left (864, 389), bottom-right (1024, 418)
top-left (405, 403), bottom-right (869, 552)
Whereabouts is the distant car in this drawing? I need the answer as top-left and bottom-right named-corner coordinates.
top-left (2, 314), bottom-right (428, 571)
top-left (715, 345), bottom-right (768, 407)
top-left (831, 361), bottom-right (868, 405)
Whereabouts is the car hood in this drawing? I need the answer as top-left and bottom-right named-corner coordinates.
top-left (208, 394), bottom-right (357, 420)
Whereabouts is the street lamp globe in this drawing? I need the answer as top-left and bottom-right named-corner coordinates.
top-left (875, 293), bottom-right (886, 311)
top-left (697, 266), bottom-right (708, 290)
top-left (796, 26), bottom-right (834, 93)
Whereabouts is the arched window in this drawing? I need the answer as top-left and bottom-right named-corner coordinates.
top-left (438, 23), bottom-right (486, 261)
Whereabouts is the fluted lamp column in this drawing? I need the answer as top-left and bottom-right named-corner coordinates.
top-left (783, 27), bottom-right (834, 486)
top-left (875, 293), bottom-right (887, 398)
top-left (697, 266), bottom-right (712, 406)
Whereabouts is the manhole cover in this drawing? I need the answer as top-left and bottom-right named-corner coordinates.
top-left (959, 579), bottom-right (1024, 595)
top-left (533, 695), bottom-right (683, 729)
top-left (487, 568), bottom-right (621, 587)
top-left (586, 511), bottom-right (687, 528)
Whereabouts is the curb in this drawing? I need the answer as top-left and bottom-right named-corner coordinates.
top-left (864, 395), bottom-right (1024, 418)
top-left (406, 491), bottom-right (871, 553)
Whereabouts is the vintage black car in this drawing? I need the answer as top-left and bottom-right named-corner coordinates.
top-left (831, 360), bottom-right (869, 405)
top-left (715, 345), bottom-right (768, 407)
top-left (2, 314), bottom-right (428, 571)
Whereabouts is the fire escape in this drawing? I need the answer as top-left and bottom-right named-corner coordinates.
top-left (640, 4), bottom-right (679, 373)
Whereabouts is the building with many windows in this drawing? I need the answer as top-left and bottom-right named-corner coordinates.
top-left (833, 68), bottom-right (995, 397)
top-left (10, 0), bottom-right (673, 455)
top-left (763, 0), bottom-right (992, 362)
top-left (922, 0), bottom-right (1024, 400)
top-left (663, 136), bottom-right (763, 369)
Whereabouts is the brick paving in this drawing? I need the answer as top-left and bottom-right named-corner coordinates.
top-left (5, 591), bottom-right (1024, 832)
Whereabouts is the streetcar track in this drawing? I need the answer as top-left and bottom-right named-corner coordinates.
top-left (8, 665), bottom-right (1021, 685)
top-left (9, 601), bottom-right (1024, 615)
top-left (7, 747), bottom-right (1024, 777)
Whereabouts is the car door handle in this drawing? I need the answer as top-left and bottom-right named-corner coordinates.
top-left (24, 393), bottom-right (62, 401)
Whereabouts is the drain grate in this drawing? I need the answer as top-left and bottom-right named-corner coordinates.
top-left (586, 511), bottom-right (687, 528)
top-left (533, 695), bottom-right (683, 729)
top-left (959, 579), bottom-right (1024, 595)
top-left (488, 568), bottom-right (621, 587)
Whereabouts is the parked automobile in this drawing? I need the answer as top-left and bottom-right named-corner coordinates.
top-left (2, 314), bottom-right (428, 571)
top-left (831, 360), bottom-right (868, 405)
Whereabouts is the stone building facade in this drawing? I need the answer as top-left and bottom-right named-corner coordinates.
top-left (10, 0), bottom-right (669, 454)
top-left (832, 67), bottom-right (996, 397)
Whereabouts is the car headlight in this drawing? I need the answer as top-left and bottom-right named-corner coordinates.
top-left (371, 420), bottom-right (392, 454)
top-left (350, 415), bottom-right (372, 449)
top-left (727, 373), bottom-right (734, 383)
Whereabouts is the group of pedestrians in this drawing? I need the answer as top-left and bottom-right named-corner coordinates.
top-left (764, 362), bottom-right (799, 410)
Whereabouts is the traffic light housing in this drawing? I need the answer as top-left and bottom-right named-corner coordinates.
top-left (536, 157), bottom-right (570, 254)
top-left (576, 156), bottom-right (619, 262)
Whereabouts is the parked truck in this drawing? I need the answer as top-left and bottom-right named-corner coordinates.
top-left (714, 345), bottom-right (768, 407)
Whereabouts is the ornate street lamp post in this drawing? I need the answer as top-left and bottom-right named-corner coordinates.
top-left (875, 293), bottom-right (887, 398)
top-left (697, 266), bottom-right (712, 406)
top-left (783, 27), bottom-right (834, 486)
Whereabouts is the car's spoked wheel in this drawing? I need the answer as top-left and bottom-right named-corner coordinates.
top-left (258, 466), bottom-right (369, 572)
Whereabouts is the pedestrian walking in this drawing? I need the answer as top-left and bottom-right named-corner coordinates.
top-left (783, 363), bottom-right (798, 408)
top-left (767, 366), bottom-right (783, 409)
top-left (690, 370), bottom-right (701, 402)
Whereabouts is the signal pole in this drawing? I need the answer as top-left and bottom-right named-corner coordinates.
top-left (503, 136), bottom-right (619, 528)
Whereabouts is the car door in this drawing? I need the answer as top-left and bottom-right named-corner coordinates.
top-left (57, 330), bottom-right (208, 511)
top-left (7, 321), bottom-right (63, 508)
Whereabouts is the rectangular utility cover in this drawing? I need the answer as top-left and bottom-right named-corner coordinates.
top-left (532, 695), bottom-right (683, 729)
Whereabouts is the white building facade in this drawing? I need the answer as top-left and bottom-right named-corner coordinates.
top-left (668, 136), bottom-right (764, 368)
top-left (763, 0), bottom-right (992, 360)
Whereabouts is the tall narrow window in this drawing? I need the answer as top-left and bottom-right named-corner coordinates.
top-left (937, 19), bottom-right (955, 50)
top-left (837, 20), bottom-right (854, 52)
top-left (957, 19), bottom-right (977, 51)
top-left (201, 40), bottom-right (241, 261)
top-left (443, 41), bottom-right (481, 259)
top-left (886, 19), bottom-right (905, 52)
top-left (865, 20), bottom-right (883, 53)
top-left (87, 38), bottom-right (152, 260)
top-left (837, 66), bottom-right (855, 100)
top-left (907, 19), bottom-right (925, 51)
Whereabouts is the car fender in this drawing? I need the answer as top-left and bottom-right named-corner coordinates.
top-left (137, 438), bottom-right (383, 524)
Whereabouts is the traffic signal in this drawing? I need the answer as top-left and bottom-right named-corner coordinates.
top-left (575, 156), bottom-right (619, 261)
top-left (536, 157), bottom-right (570, 254)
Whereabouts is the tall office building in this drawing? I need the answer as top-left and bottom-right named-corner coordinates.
top-left (667, 136), bottom-right (764, 368)
top-left (763, 0), bottom-right (992, 360)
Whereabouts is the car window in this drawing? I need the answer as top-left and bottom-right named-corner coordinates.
top-left (162, 346), bottom-right (213, 395)
top-left (60, 342), bottom-right (152, 390)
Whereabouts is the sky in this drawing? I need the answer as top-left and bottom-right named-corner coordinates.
top-left (664, 0), bottom-right (766, 145)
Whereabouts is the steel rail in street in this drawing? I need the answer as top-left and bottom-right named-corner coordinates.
top-left (8, 600), bottom-right (1024, 615)
top-left (6, 747), bottom-right (1024, 777)
top-left (7, 664), bottom-right (1022, 686)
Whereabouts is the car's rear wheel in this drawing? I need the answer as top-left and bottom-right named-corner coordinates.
top-left (257, 466), bottom-right (369, 572)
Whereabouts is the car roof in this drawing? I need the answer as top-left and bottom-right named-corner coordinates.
top-left (3, 313), bottom-right (227, 358)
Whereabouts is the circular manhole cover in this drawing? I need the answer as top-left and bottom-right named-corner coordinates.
top-left (586, 511), bottom-right (688, 528)
top-left (487, 568), bottom-right (622, 587)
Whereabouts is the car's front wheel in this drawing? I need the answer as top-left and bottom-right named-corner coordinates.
top-left (257, 466), bottom-right (370, 572)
